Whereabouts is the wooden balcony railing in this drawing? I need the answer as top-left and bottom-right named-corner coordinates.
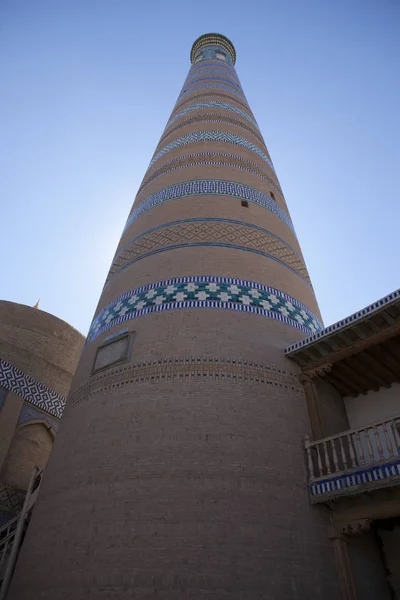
top-left (305, 416), bottom-right (400, 482)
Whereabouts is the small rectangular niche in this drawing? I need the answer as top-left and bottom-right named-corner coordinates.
top-left (241, 200), bottom-right (249, 208)
top-left (92, 331), bottom-right (133, 374)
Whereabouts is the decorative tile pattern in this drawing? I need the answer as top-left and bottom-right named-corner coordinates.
top-left (286, 288), bottom-right (400, 355)
top-left (190, 60), bottom-right (235, 74)
top-left (68, 357), bottom-right (304, 411)
top-left (88, 276), bottom-right (322, 344)
top-left (182, 75), bottom-right (242, 91)
top-left (185, 68), bottom-right (239, 84)
top-left (18, 403), bottom-right (59, 431)
top-left (0, 359), bottom-right (65, 419)
top-left (309, 459), bottom-right (400, 503)
top-left (138, 153), bottom-right (282, 197)
top-left (0, 482), bottom-right (25, 513)
top-left (159, 115), bottom-right (265, 146)
top-left (107, 219), bottom-right (309, 288)
top-left (175, 90), bottom-right (252, 114)
top-left (177, 83), bottom-right (246, 102)
top-left (149, 131), bottom-right (274, 170)
top-left (166, 101), bottom-right (259, 129)
top-left (125, 180), bottom-right (291, 232)
top-left (0, 386), bottom-right (6, 409)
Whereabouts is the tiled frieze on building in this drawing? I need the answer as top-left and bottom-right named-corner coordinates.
top-left (174, 91), bottom-right (253, 114)
top-left (177, 82), bottom-right (247, 102)
top-left (0, 359), bottom-right (65, 419)
top-left (165, 101), bottom-right (259, 129)
top-left (88, 276), bottom-right (322, 343)
top-left (0, 386), bottom-right (6, 410)
top-left (125, 180), bottom-right (290, 232)
top-left (17, 403), bottom-right (59, 431)
top-left (309, 459), bottom-right (400, 503)
top-left (138, 153), bottom-right (282, 197)
top-left (182, 75), bottom-right (243, 91)
top-left (149, 131), bottom-right (274, 170)
top-left (106, 219), bottom-right (310, 287)
top-left (160, 114), bottom-right (265, 145)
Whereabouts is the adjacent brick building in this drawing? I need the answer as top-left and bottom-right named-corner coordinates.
top-left (0, 301), bottom-right (84, 525)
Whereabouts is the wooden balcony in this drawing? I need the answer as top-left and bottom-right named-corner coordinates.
top-left (305, 416), bottom-right (400, 503)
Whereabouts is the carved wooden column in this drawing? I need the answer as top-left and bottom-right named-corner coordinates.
top-left (328, 529), bottom-right (357, 600)
top-left (299, 373), bottom-right (323, 439)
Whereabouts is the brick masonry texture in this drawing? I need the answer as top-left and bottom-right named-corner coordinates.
top-left (9, 38), bottom-right (340, 600)
top-left (0, 302), bottom-right (84, 517)
top-left (67, 356), bottom-right (305, 410)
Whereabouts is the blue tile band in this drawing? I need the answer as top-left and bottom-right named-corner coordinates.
top-left (177, 83), bottom-right (246, 102)
top-left (184, 68), bottom-right (240, 85)
top-left (190, 60), bottom-right (236, 74)
top-left (88, 275), bottom-right (322, 344)
top-left (167, 101), bottom-right (259, 130)
top-left (107, 218), bottom-right (308, 289)
top-left (138, 152), bottom-right (282, 197)
top-left (0, 386), bottom-right (6, 409)
top-left (161, 117), bottom-right (264, 146)
top-left (182, 76), bottom-right (242, 91)
top-left (0, 359), bottom-right (64, 419)
top-left (125, 180), bottom-right (292, 233)
top-left (18, 403), bottom-right (59, 431)
top-left (309, 459), bottom-right (400, 502)
top-left (149, 131), bottom-right (274, 170)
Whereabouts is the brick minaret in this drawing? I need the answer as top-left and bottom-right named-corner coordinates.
top-left (10, 34), bottom-right (340, 599)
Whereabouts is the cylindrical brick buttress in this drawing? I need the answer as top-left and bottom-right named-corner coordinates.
top-left (9, 34), bottom-right (340, 599)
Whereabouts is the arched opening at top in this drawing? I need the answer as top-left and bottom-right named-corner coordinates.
top-left (0, 422), bottom-right (54, 490)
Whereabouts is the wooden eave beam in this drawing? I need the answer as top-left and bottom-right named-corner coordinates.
top-left (325, 369), bottom-right (360, 396)
top-left (350, 353), bottom-right (392, 389)
top-left (302, 320), bottom-right (400, 374)
top-left (369, 345), bottom-right (400, 380)
top-left (334, 362), bottom-right (370, 394)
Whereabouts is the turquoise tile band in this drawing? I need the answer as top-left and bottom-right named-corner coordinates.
top-left (88, 275), bottom-right (322, 344)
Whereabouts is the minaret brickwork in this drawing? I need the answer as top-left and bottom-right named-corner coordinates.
top-left (10, 34), bottom-right (339, 599)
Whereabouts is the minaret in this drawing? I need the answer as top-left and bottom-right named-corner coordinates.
top-left (10, 34), bottom-right (339, 599)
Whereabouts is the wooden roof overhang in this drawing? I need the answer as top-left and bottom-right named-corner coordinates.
top-left (285, 289), bottom-right (400, 397)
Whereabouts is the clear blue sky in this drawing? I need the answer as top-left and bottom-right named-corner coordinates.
top-left (1, 0), bottom-right (399, 335)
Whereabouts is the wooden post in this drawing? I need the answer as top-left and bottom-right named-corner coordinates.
top-left (299, 373), bottom-right (323, 440)
top-left (328, 529), bottom-right (357, 600)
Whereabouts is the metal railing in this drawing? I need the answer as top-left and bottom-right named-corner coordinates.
top-left (0, 469), bottom-right (42, 599)
top-left (305, 416), bottom-right (400, 482)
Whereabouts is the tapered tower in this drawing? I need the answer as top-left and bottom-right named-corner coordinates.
top-left (9, 34), bottom-right (340, 599)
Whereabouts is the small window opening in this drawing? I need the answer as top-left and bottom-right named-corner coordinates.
top-left (270, 191), bottom-right (276, 201)
top-left (241, 200), bottom-right (249, 208)
top-left (216, 52), bottom-right (226, 61)
top-left (92, 331), bottom-right (133, 374)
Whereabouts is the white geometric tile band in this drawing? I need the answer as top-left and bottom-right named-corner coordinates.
top-left (88, 275), bottom-right (322, 344)
top-left (149, 131), bottom-right (274, 170)
top-left (0, 359), bottom-right (65, 419)
top-left (124, 180), bottom-right (293, 233)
